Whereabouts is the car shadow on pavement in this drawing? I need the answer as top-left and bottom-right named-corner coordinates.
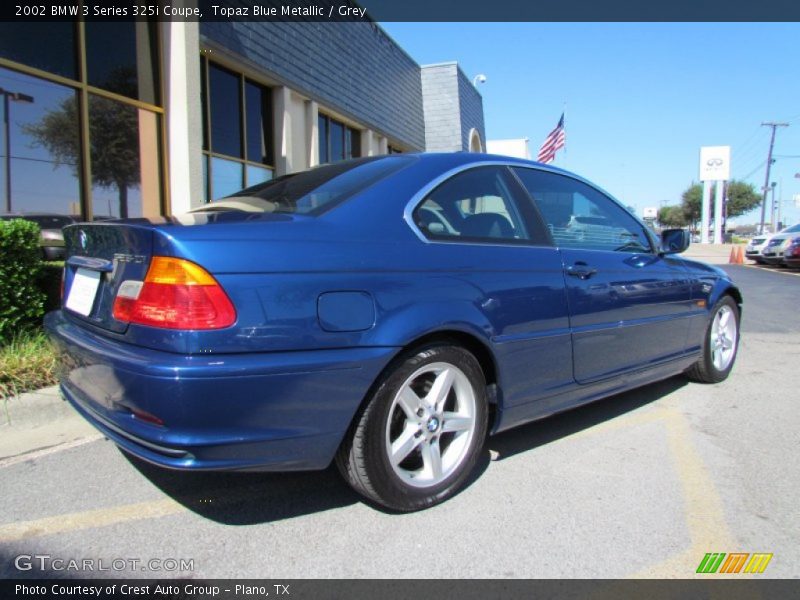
top-left (124, 376), bottom-right (686, 524)
top-left (125, 455), bottom-right (362, 524)
top-left (486, 375), bottom-right (688, 462)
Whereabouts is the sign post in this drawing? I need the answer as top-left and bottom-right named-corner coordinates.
top-left (699, 146), bottom-right (731, 244)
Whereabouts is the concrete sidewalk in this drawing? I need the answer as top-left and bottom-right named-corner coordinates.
top-left (681, 242), bottom-right (746, 265)
top-left (0, 386), bottom-right (100, 464)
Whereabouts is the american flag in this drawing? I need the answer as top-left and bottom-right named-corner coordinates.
top-left (537, 113), bottom-right (566, 164)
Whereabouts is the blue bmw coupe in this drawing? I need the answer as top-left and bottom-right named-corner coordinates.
top-left (47, 153), bottom-right (741, 511)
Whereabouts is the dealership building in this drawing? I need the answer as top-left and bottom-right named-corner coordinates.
top-left (0, 15), bottom-right (485, 219)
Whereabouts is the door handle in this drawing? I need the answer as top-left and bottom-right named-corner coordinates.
top-left (566, 263), bottom-right (597, 280)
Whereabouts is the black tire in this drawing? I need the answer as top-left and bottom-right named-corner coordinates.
top-left (336, 344), bottom-right (488, 511)
top-left (685, 295), bottom-right (740, 384)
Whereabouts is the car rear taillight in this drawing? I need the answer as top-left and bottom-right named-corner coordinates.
top-left (112, 257), bottom-right (236, 329)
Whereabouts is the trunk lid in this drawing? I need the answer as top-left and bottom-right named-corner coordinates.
top-left (62, 222), bottom-right (154, 333)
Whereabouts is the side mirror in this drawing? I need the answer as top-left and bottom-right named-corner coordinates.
top-left (660, 228), bottom-right (690, 254)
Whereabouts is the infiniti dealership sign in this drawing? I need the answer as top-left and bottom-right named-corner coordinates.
top-left (699, 146), bottom-right (731, 181)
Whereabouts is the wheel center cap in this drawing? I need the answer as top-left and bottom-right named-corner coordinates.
top-left (426, 417), bottom-right (440, 432)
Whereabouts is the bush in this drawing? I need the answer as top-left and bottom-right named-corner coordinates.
top-left (0, 219), bottom-right (46, 345)
top-left (39, 261), bottom-right (64, 314)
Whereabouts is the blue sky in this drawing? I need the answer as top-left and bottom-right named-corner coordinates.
top-left (381, 22), bottom-right (800, 226)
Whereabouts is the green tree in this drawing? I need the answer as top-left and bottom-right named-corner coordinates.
top-left (24, 68), bottom-right (140, 218)
top-left (680, 179), bottom-right (762, 228)
top-left (681, 183), bottom-right (703, 227)
top-left (725, 180), bottom-right (762, 218)
top-left (658, 205), bottom-right (688, 228)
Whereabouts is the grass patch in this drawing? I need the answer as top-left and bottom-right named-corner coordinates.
top-left (0, 329), bottom-right (58, 401)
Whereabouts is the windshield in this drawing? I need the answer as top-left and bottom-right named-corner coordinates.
top-left (205, 156), bottom-right (415, 216)
top-left (781, 223), bottom-right (800, 234)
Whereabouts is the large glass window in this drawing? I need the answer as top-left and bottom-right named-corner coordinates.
top-left (84, 22), bottom-right (159, 105)
top-left (201, 58), bottom-right (275, 200)
top-left (0, 22), bottom-right (164, 221)
top-left (0, 23), bottom-right (77, 80)
top-left (211, 157), bottom-right (244, 200)
top-left (245, 80), bottom-right (273, 165)
top-left (0, 68), bottom-right (81, 216)
top-left (513, 168), bottom-right (651, 253)
top-left (317, 114), bottom-right (328, 164)
top-left (318, 113), bottom-right (360, 164)
top-left (413, 167), bottom-right (530, 243)
top-left (88, 96), bottom-right (162, 219)
top-left (208, 64), bottom-right (241, 158)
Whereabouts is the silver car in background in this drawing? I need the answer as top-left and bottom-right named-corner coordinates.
top-left (746, 223), bottom-right (800, 264)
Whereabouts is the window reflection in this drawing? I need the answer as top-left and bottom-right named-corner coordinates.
top-left (209, 64), bottom-right (241, 158)
top-left (318, 114), bottom-right (360, 164)
top-left (330, 120), bottom-right (344, 163)
top-left (0, 23), bottom-right (77, 80)
top-left (211, 157), bottom-right (243, 199)
top-left (318, 114), bottom-right (328, 164)
top-left (1, 67), bottom-right (80, 216)
top-left (246, 164), bottom-right (272, 187)
top-left (245, 80), bottom-right (273, 165)
top-left (84, 22), bottom-right (159, 104)
top-left (88, 96), bottom-right (161, 219)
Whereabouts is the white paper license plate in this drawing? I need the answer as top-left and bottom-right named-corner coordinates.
top-left (65, 268), bottom-right (102, 317)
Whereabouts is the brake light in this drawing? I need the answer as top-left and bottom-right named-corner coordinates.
top-left (112, 257), bottom-right (236, 329)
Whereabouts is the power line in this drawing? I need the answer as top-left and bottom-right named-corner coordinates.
top-left (0, 153), bottom-right (77, 166)
top-left (732, 127), bottom-right (768, 161)
top-left (735, 159), bottom-right (767, 183)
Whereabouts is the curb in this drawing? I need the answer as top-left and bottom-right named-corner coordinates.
top-left (0, 385), bottom-right (101, 463)
top-left (1, 385), bottom-right (68, 429)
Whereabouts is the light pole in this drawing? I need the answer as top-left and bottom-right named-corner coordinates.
top-left (769, 181), bottom-right (777, 231)
top-left (1, 88), bottom-right (35, 213)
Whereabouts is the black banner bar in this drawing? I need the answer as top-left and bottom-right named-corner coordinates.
top-left (2, 579), bottom-right (800, 600)
top-left (1, 0), bottom-right (799, 22)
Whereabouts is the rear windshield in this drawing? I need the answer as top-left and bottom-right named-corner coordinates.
top-left (210, 156), bottom-right (415, 216)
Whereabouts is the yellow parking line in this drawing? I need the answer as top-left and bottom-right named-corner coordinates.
top-left (740, 263), bottom-right (800, 277)
top-left (0, 498), bottom-right (184, 543)
top-left (629, 407), bottom-right (737, 578)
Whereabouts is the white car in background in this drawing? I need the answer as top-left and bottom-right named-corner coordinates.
top-left (746, 223), bottom-right (800, 264)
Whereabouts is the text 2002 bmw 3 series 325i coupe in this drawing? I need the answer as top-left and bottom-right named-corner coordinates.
top-left (47, 154), bottom-right (742, 511)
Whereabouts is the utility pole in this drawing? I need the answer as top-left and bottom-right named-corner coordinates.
top-left (758, 122), bottom-right (788, 234)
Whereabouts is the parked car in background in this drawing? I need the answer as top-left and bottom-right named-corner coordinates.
top-left (46, 154), bottom-right (742, 511)
top-left (781, 237), bottom-right (800, 268)
top-left (0, 213), bottom-right (77, 260)
top-left (747, 223), bottom-right (800, 264)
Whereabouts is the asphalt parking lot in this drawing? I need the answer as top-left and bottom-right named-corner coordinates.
top-left (1, 264), bottom-right (797, 579)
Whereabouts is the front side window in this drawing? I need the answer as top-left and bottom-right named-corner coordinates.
top-left (513, 168), bottom-right (651, 253)
top-left (413, 167), bottom-right (530, 243)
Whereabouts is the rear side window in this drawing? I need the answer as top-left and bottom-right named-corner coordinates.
top-left (413, 167), bottom-right (530, 243)
top-left (218, 156), bottom-right (414, 216)
top-left (513, 168), bottom-right (652, 253)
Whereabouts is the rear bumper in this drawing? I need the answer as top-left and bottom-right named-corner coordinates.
top-left (45, 310), bottom-right (397, 471)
